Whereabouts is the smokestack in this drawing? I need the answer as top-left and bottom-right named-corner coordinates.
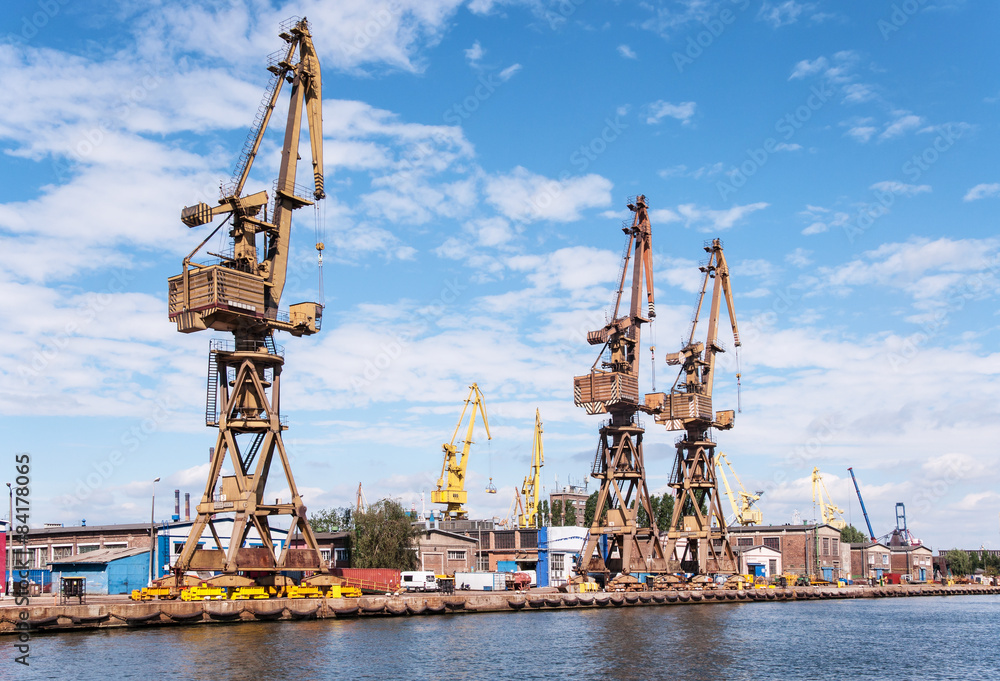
top-left (173, 489), bottom-right (180, 522)
top-left (185, 493), bottom-right (191, 522)
top-left (209, 446), bottom-right (214, 462)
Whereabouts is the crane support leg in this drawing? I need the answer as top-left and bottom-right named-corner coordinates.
top-left (174, 342), bottom-right (326, 575)
top-left (661, 431), bottom-right (736, 574)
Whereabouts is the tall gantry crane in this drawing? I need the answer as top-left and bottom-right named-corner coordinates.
top-left (574, 195), bottom-right (667, 579)
top-left (812, 467), bottom-right (847, 530)
top-left (717, 452), bottom-right (763, 526)
top-left (432, 383), bottom-right (492, 520)
top-left (516, 409), bottom-right (545, 529)
top-left (848, 467), bottom-right (876, 542)
top-left (646, 239), bottom-right (741, 574)
top-left (166, 17), bottom-right (327, 579)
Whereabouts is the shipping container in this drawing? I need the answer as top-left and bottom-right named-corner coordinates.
top-left (331, 567), bottom-right (401, 594)
top-left (497, 560), bottom-right (518, 573)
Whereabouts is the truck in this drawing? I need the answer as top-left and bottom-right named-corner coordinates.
top-left (401, 571), bottom-right (439, 592)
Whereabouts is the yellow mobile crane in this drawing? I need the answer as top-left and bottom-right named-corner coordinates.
top-left (516, 409), bottom-right (545, 529)
top-left (812, 467), bottom-right (847, 530)
top-left (432, 383), bottom-right (492, 520)
top-left (716, 453), bottom-right (763, 526)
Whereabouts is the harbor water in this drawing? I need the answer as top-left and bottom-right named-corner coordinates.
top-left (25, 595), bottom-right (999, 679)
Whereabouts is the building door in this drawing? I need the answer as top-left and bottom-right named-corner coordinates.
top-left (749, 563), bottom-right (765, 578)
top-left (822, 567), bottom-right (833, 582)
top-left (920, 568), bottom-right (926, 581)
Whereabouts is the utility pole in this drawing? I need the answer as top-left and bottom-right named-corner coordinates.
top-left (5, 483), bottom-right (11, 597)
top-left (149, 477), bottom-right (160, 586)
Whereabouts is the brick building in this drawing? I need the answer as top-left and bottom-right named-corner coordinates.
top-left (727, 523), bottom-right (849, 580)
top-left (18, 523), bottom-right (154, 570)
top-left (550, 482), bottom-right (589, 527)
top-left (850, 541), bottom-right (892, 581)
top-left (890, 545), bottom-right (933, 582)
top-left (415, 528), bottom-right (479, 574)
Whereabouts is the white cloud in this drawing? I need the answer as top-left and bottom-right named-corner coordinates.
top-left (963, 183), bottom-right (1000, 201)
top-left (802, 221), bottom-right (828, 235)
top-left (869, 181), bottom-right (932, 197)
top-left (617, 44), bottom-right (637, 59)
top-left (465, 40), bottom-right (484, 64)
top-left (759, 1), bottom-right (816, 28)
top-left (842, 82), bottom-right (876, 104)
top-left (484, 167), bottom-right (613, 223)
top-left (644, 100), bottom-right (696, 125)
top-left (880, 112), bottom-right (924, 140)
top-left (675, 202), bottom-right (769, 232)
top-left (498, 63), bottom-right (522, 81)
top-left (786, 248), bottom-right (813, 267)
top-left (789, 56), bottom-right (828, 80)
top-left (774, 142), bottom-right (802, 151)
top-left (845, 125), bottom-right (876, 143)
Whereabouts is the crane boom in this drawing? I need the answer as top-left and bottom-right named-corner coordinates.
top-left (517, 410), bottom-right (545, 529)
top-left (847, 467), bottom-right (876, 541)
top-left (812, 467), bottom-right (846, 530)
top-left (717, 452), bottom-right (763, 526)
top-left (432, 383), bottom-right (491, 520)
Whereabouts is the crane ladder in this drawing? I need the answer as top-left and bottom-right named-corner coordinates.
top-left (205, 349), bottom-right (220, 427)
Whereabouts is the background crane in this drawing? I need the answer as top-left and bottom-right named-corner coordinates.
top-left (516, 409), bottom-right (545, 529)
top-left (646, 238), bottom-right (741, 574)
top-left (432, 383), bottom-right (492, 520)
top-left (848, 467), bottom-right (876, 542)
top-left (574, 195), bottom-right (667, 579)
top-left (168, 17), bottom-right (328, 579)
top-left (812, 467), bottom-right (847, 530)
top-left (717, 452), bottom-right (763, 526)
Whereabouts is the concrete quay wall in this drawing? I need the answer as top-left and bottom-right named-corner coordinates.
top-left (3, 584), bottom-right (997, 635)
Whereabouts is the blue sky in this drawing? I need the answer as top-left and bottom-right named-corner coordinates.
top-left (1, 0), bottom-right (998, 550)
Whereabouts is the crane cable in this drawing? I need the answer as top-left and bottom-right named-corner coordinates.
top-left (736, 348), bottom-right (742, 413)
top-left (314, 201), bottom-right (326, 308)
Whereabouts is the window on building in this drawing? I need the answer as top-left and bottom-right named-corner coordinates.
top-left (520, 531), bottom-right (538, 549)
top-left (768, 559), bottom-right (777, 575)
top-left (494, 532), bottom-right (515, 550)
top-left (12, 550), bottom-right (33, 569)
top-left (476, 553), bottom-right (490, 571)
top-left (78, 544), bottom-right (100, 554)
top-left (831, 538), bottom-right (839, 555)
top-left (882, 554), bottom-right (889, 565)
top-left (737, 537), bottom-right (753, 547)
top-left (104, 542), bottom-right (127, 549)
top-left (335, 548), bottom-right (349, 563)
top-left (763, 537), bottom-right (780, 551)
top-left (173, 542), bottom-right (185, 555)
top-left (320, 549), bottom-right (331, 561)
top-left (822, 537), bottom-right (830, 556)
top-left (447, 550), bottom-right (467, 561)
top-left (52, 546), bottom-right (73, 562)
top-left (552, 554), bottom-right (565, 574)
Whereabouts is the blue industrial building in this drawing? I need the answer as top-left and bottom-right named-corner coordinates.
top-left (49, 547), bottom-right (150, 595)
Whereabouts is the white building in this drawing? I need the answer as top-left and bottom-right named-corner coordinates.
top-left (736, 545), bottom-right (783, 579)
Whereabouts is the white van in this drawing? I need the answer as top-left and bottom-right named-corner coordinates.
top-left (401, 571), bottom-right (439, 592)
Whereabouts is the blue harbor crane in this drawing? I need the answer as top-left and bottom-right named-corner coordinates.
top-left (847, 467), bottom-right (876, 542)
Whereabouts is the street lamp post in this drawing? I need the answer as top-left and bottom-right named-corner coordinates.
top-left (149, 477), bottom-right (160, 587)
top-left (5, 483), bottom-right (11, 598)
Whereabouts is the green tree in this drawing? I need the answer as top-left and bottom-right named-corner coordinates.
top-left (564, 502), bottom-right (577, 526)
top-left (840, 524), bottom-right (867, 544)
top-left (551, 500), bottom-right (564, 527)
top-left (351, 498), bottom-right (418, 570)
top-left (945, 549), bottom-right (973, 577)
top-left (584, 491), bottom-right (598, 527)
top-left (657, 493), bottom-right (674, 530)
top-left (309, 506), bottom-right (352, 533)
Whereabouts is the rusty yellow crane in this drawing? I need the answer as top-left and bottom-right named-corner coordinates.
top-left (166, 17), bottom-right (328, 579)
top-left (812, 467), bottom-right (847, 530)
top-left (646, 238), bottom-right (742, 575)
top-left (432, 383), bottom-right (492, 520)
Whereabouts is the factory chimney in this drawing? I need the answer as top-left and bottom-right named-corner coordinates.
top-left (185, 493), bottom-right (191, 522)
top-left (173, 489), bottom-right (180, 522)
